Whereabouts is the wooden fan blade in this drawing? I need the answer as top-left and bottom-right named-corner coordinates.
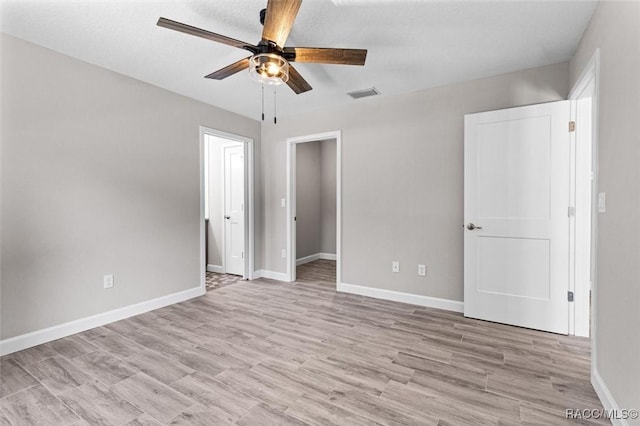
top-left (262, 0), bottom-right (302, 47)
top-left (157, 17), bottom-right (256, 51)
top-left (286, 65), bottom-right (312, 94)
top-left (205, 57), bottom-right (251, 80)
top-left (284, 47), bottom-right (367, 66)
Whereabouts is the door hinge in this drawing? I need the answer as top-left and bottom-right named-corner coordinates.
top-left (241, 251), bottom-right (244, 259)
top-left (569, 121), bottom-right (576, 132)
top-left (568, 206), bottom-right (575, 217)
top-left (568, 291), bottom-right (574, 302)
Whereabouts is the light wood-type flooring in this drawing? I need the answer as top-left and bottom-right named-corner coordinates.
top-left (0, 260), bottom-right (605, 425)
top-left (205, 271), bottom-right (243, 292)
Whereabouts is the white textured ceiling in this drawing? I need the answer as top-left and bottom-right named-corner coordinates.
top-left (0, 0), bottom-right (597, 120)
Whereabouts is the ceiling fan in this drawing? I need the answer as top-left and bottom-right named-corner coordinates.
top-left (157, 0), bottom-right (367, 94)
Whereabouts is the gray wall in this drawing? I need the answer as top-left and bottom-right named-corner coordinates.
top-left (320, 140), bottom-right (337, 255)
top-left (0, 34), bottom-right (261, 340)
top-left (295, 140), bottom-right (337, 260)
top-left (261, 61), bottom-right (569, 301)
top-left (295, 142), bottom-right (322, 259)
top-left (570, 1), bottom-right (640, 420)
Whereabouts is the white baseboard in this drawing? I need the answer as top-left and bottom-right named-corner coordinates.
top-left (592, 369), bottom-right (629, 426)
top-left (0, 286), bottom-right (205, 356)
top-left (337, 282), bottom-right (464, 313)
top-left (296, 252), bottom-right (337, 266)
top-left (206, 264), bottom-right (224, 273)
top-left (254, 269), bottom-right (289, 282)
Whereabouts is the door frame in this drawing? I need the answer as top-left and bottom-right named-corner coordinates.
top-left (568, 50), bottom-right (600, 343)
top-left (286, 130), bottom-right (342, 285)
top-left (200, 126), bottom-right (255, 286)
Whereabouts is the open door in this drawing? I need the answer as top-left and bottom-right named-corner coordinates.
top-left (223, 145), bottom-right (245, 276)
top-left (464, 101), bottom-right (571, 334)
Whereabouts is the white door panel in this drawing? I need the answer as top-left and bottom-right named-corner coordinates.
top-left (464, 101), bottom-right (570, 334)
top-left (476, 237), bottom-right (550, 300)
top-left (476, 116), bottom-right (551, 221)
top-left (224, 145), bottom-right (244, 276)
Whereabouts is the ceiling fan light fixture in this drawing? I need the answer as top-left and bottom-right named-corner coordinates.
top-left (249, 53), bottom-right (289, 85)
top-left (158, 0), bottom-right (368, 95)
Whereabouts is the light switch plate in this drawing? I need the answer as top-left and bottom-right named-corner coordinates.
top-left (281, 198), bottom-right (286, 208)
top-left (598, 192), bottom-right (606, 213)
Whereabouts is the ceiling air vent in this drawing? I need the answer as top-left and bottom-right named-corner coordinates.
top-left (347, 87), bottom-right (380, 100)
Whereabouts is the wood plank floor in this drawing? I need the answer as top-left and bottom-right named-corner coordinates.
top-left (1, 260), bottom-right (605, 425)
top-left (205, 272), bottom-right (242, 292)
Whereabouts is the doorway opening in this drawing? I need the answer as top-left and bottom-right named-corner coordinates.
top-left (286, 131), bottom-right (341, 287)
top-left (200, 127), bottom-right (255, 292)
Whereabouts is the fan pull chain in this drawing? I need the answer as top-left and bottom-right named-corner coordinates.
top-left (273, 88), bottom-right (277, 125)
top-left (261, 84), bottom-right (265, 121)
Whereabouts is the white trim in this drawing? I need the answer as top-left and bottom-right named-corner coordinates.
top-left (286, 131), bottom-right (342, 285)
top-left (199, 131), bottom-right (206, 293)
top-left (338, 283), bottom-right (464, 313)
top-left (200, 127), bottom-right (255, 281)
top-left (568, 49), bottom-right (600, 338)
top-left (286, 138), bottom-right (296, 282)
top-left (203, 138), bottom-right (210, 220)
top-left (246, 140), bottom-right (255, 280)
top-left (296, 252), bottom-right (337, 266)
top-left (567, 112), bottom-right (577, 336)
top-left (592, 369), bottom-right (629, 426)
top-left (568, 49), bottom-right (600, 364)
top-left (206, 264), bottom-right (224, 273)
top-left (336, 134), bottom-right (342, 289)
top-left (0, 286), bottom-right (204, 356)
top-left (254, 270), bottom-right (289, 282)
top-left (569, 48), bottom-right (601, 99)
top-left (322, 253), bottom-right (337, 261)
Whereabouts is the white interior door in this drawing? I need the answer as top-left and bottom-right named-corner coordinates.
top-left (464, 101), bottom-right (571, 334)
top-left (224, 145), bottom-right (244, 276)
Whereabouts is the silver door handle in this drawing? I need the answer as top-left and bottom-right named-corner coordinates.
top-left (466, 223), bottom-right (482, 230)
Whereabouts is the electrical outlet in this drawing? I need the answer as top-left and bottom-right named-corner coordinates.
top-left (281, 198), bottom-right (286, 208)
top-left (418, 265), bottom-right (426, 276)
top-left (103, 274), bottom-right (114, 289)
top-left (281, 249), bottom-right (287, 258)
top-left (392, 261), bottom-right (400, 273)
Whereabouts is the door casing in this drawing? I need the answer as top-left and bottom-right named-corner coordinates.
top-left (568, 49), bottom-right (600, 353)
top-left (200, 126), bottom-right (255, 285)
top-left (286, 131), bottom-right (342, 285)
